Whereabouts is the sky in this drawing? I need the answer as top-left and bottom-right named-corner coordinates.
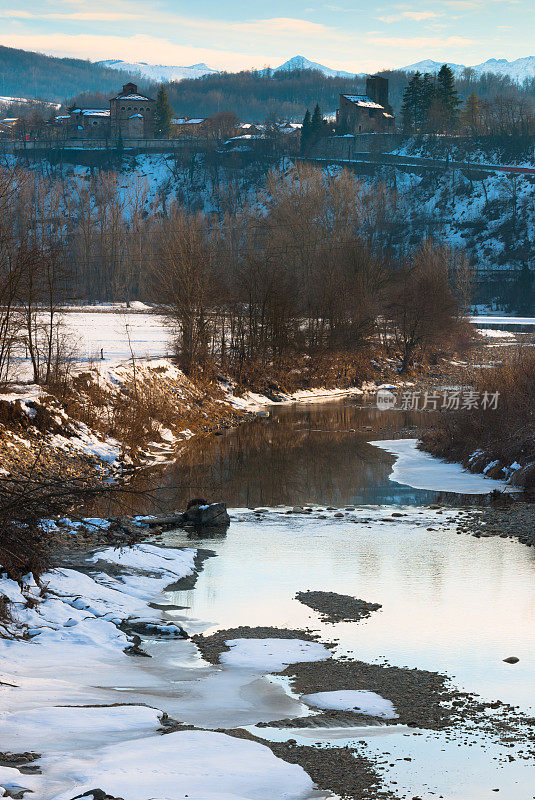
top-left (0, 0), bottom-right (531, 72)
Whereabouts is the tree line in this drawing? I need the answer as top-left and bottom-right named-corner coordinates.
top-left (401, 65), bottom-right (534, 135)
top-left (148, 67), bottom-right (535, 125)
top-left (0, 160), bottom-right (472, 390)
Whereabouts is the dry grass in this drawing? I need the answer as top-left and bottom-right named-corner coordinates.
top-left (232, 349), bottom-right (376, 396)
top-left (50, 359), bottom-right (247, 461)
top-left (421, 350), bottom-right (535, 485)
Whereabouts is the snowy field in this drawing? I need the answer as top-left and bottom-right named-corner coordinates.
top-left (63, 309), bottom-right (172, 365)
top-left (472, 315), bottom-right (535, 327)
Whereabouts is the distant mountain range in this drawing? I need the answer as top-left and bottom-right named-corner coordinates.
top-left (1, 43), bottom-right (533, 108)
top-left (97, 59), bottom-right (218, 83)
top-left (98, 54), bottom-right (535, 85)
top-left (0, 45), bottom-right (148, 102)
top-left (98, 55), bottom-right (357, 82)
top-left (399, 56), bottom-right (535, 82)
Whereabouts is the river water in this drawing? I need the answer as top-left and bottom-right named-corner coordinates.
top-left (121, 398), bottom-right (535, 799)
top-left (11, 397), bottom-right (535, 800)
top-left (117, 401), bottom-right (486, 513)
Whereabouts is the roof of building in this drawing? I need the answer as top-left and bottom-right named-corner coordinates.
top-left (72, 109), bottom-right (110, 117)
top-left (277, 122), bottom-right (302, 133)
top-left (172, 117), bottom-right (206, 125)
top-left (341, 94), bottom-right (385, 110)
top-left (117, 94), bottom-right (153, 101)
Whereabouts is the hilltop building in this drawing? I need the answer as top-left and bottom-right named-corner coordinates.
top-left (171, 117), bottom-right (208, 137)
top-left (337, 76), bottom-right (395, 134)
top-left (69, 108), bottom-right (110, 138)
top-left (67, 83), bottom-right (156, 139)
top-left (110, 83), bottom-right (155, 138)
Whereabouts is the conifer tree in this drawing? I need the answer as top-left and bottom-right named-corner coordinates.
top-left (420, 73), bottom-right (436, 129)
top-left (436, 65), bottom-right (460, 130)
top-left (300, 108), bottom-right (311, 153)
top-left (401, 73), bottom-right (422, 132)
top-left (154, 86), bottom-right (173, 138)
top-left (311, 103), bottom-right (323, 135)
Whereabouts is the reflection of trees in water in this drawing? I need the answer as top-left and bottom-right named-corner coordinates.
top-left (111, 403), bottom-right (432, 514)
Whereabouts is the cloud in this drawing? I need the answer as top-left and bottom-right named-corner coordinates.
top-left (368, 34), bottom-right (475, 47)
top-left (0, 31), bottom-right (277, 71)
top-left (378, 10), bottom-right (443, 22)
top-left (0, 10), bottom-right (142, 20)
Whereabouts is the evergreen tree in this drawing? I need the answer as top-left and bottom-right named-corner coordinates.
top-left (436, 65), bottom-right (460, 130)
top-left (311, 103), bottom-right (323, 135)
top-left (301, 108), bottom-right (311, 153)
top-left (401, 72), bottom-right (422, 132)
top-left (420, 73), bottom-right (436, 129)
top-left (154, 85), bottom-right (173, 138)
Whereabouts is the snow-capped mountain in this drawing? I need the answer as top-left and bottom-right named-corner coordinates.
top-left (472, 57), bottom-right (535, 82)
top-left (97, 60), bottom-right (218, 83)
top-left (97, 53), bottom-right (535, 85)
top-left (274, 56), bottom-right (357, 78)
top-left (400, 59), bottom-right (465, 75)
top-left (399, 56), bottom-right (535, 82)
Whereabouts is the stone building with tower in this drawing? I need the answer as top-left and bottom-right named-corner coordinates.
top-left (337, 76), bottom-right (395, 134)
top-left (109, 83), bottom-right (156, 139)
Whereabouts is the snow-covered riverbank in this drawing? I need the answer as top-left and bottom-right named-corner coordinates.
top-left (2, 501), bottom-right (535, 800)
top-left (0, 539), bottom-right (320, 800)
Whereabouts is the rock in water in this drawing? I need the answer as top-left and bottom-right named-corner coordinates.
top-left (503, 656), bottom-right (519, 664)
top-left (185, 502), bottom-right (230, 527)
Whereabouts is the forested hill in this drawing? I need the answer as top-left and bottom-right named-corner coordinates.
top-left (164, 69), bottom-right (381, 121)
top-left (0, 45), bottom-right (151, 102)
top-left (3, 42), bottom-right (535, 118)
top-left (162, 67), bottom-right (535, 122)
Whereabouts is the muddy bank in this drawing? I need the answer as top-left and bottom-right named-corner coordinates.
top-left (296, 591), bottom-right (382, 624)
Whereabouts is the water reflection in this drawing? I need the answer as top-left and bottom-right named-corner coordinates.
top-left (108, 402), bottom-right (477, 515)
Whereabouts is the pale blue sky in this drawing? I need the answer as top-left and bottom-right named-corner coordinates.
top-left (0, 0), bottom-right (531, 72)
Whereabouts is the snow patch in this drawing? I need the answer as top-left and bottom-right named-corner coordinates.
top-left (220, 637), bottom-right (331, 671)
top-left (46, 729), bottom-right (314, 800)
top-left (301, 689), bottom-right (398, 718)
top-left (370, 438), bottom-right (516, 494)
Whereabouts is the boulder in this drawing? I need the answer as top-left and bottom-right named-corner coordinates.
top-left (185, 502), bottom-right (230, 528)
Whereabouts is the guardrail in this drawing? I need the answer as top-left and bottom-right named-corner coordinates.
top-left (0, 138), bottom-right (197, 153)
top-left (301, 152), bottom-right (535, 177)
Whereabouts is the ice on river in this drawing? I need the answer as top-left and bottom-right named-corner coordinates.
top-left (301, 689), bottom-right (398, 718)
top-left (0, 705), bottom-right (164, 752)
top-left (370, 438), bottom-right (514, 494)
top-left (44, 729), bottom-right (315, 800)
top-left (220, 637), bottom-right (331, 670)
